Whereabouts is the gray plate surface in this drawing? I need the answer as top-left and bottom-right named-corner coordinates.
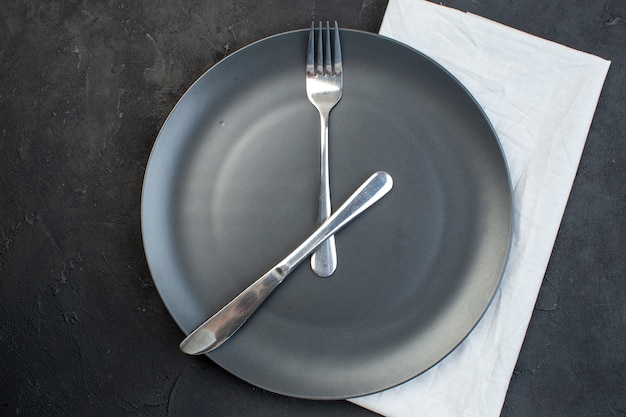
top-left (141, 29), bottom-right (513, 399)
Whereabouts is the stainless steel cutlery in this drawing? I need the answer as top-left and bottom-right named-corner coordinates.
top-left (306, 21), bottom-right (343, 277)
top-left (179, 171), bottom-right (392, 355)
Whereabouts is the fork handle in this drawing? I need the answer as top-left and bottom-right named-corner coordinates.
top-left (311, 112), bottom-right (337, 277)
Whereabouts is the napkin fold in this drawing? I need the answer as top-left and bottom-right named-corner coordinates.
top-left (349, 1), bottom-right (610, 416)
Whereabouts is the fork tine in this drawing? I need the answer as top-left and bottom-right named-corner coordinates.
top-left (333, 21), bottom-right (342, 76)
top-left (316, 22), bottom-right (323, 75)
top-left (324, 21), bottom-right (332, 76)
top-left (307, 22), bottom-right (315, 76)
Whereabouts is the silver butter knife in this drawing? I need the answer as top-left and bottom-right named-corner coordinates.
top-left (179, 171), bottom-right (393, 355)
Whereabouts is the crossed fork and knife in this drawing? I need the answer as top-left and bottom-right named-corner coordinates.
top-left (179, 23), bottom-right (393, 355)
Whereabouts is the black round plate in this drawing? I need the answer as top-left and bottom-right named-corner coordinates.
top-left (141, 29), bottom-right (512, 399)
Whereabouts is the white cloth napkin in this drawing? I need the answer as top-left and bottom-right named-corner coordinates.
top-left (349, 1), bottom-right (610, 416)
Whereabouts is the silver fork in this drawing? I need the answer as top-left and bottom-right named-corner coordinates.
top-left (306, 21), bottom-right (343, 277)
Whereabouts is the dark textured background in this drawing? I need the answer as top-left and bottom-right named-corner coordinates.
top-left (0, 0), bottom-right (623, 416)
